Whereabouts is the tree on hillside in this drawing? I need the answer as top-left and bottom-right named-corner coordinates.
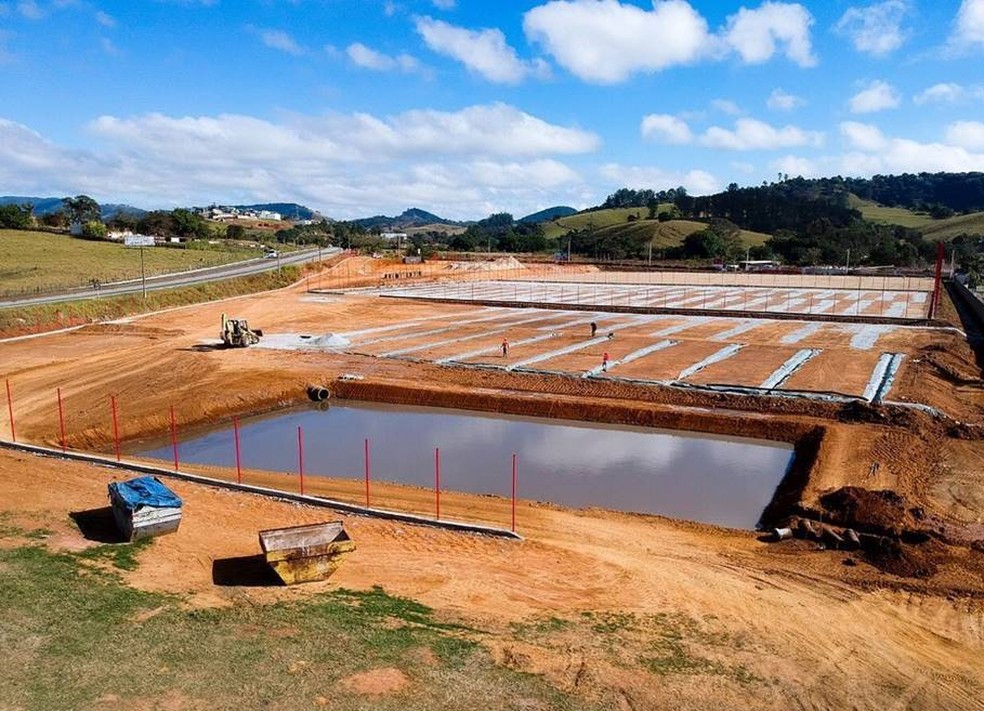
top-left (80, 220), bottom-right (107, 240)
top-left (62, 195), bottom-right (101, 225)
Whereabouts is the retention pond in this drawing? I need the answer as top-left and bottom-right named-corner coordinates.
top-left (137, 400), bottom-right (794, 529)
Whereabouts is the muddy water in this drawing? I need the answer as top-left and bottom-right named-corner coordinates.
top-left (138, 400), bottom-right (794, 529)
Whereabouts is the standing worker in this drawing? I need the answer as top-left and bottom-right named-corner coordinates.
top-left (602, 351), bottom-right (610, 372)
top-left (502, 338), bottom-right (509, 357)
top-left (590, 321), bottom-right (597, 338)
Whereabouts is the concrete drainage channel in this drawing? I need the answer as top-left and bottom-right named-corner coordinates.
top-left (0, 439), bottom-right (523, 540)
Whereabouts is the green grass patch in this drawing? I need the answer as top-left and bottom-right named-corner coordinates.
top-left (0, 265), bottom-right (301, 338)
top-left (75, 536), bottom-right (154, 572)
top-left (0, 230), bottom-right (261, 296)
top-left (0, 537), bottom-right (593, 711)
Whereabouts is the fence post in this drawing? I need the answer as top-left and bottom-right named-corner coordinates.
top-left (169, 405), bottom-right (179, 472)
top-left (110, 395), bottom-right (121, 462)
top-left (5, 379), bottom-right (14, 443)
top-left (57, 387), bottom-right (66, 452)
top-left (511, 452), bottom-right (517, 533)
top-left (297, 425), bottom-right (305, 496)
top-left (233, 416), bottom-right (242, 484)
top-left (435, 446), bottom-right (441, 520)
top-left (364, 437), bottom-right (371, 508)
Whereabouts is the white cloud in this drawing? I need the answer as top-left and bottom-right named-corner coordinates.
top-left (700, 118), bottom-right (824, 151)
top-left (0, 105), bottom-right (602, 219)
top-left (912, 82), bottom-right (981, 105)
top-left (255, 29), bottom-right (303, 56)
top-left (415, 17), bottom-right (540, 84)
top-left (848, 80), bottom-right (901, 113)
top-left (834, 1), bottom-right (910, 57)
top-left (778, 124), bottom-right (984, 178)
top-left (346, 43), bottom-right (419, 72)
top-left (840, 121), bottom-right (888, 151)
top-left (945, 121), bottom-right (984, 150)
top-left (95, 10), bottom-right (116, 28)
top-left (600, 163), bottom-right (719, 194)
top-left (522, 1), bottom-right (815, 84)
top-left (953, 0), bottom-right (984, 46)
top-left (723, 1), bottom-right (816, 67)
top-left (100, 37), bottom-right (120, 56)
top-left (767, 88), bottom-right (805, 110)
top-left (17, 0), bottom-right (42, 19)
top-left (711, 99), bottom-right (742, 115)
top-left (640, 114), bottom-right (693, 144)
top-left (523, 0), bottom-right (714, 83)
top-left (772, 155), bottom-right (819, 177)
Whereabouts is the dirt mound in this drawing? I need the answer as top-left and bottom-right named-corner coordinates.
top-left (445, 256), bottom-right (526, 272)
top-left (74, 323), bottom-right (185, 338)
top-left (339, 668), bottom-right (409, 696)
top-left (862, 537), bottom-right (943, 578)
top-left (819, 487), bottom-right (916, 536)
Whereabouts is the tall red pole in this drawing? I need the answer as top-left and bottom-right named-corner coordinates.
top-left (511, 453), bottom-right (517, 533)
top-left (57, 387), bottom-right (66, 452)
top-left (5, 379), bottom-right (14, 443)
top-left (364, 438), bottom-right (371, 508)
top-left (435, 447), bottom-right (441, 520)
top-left (297, 426), bottom-right (305, 496)
top-left (233, 416), bottom-right (242, 484)
top-left (169, 405), bottom-right (179, 471)
top-left (110, 395), bottom-right (121, 461)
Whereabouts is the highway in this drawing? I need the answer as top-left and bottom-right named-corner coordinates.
top-left (0, 246), bottom-right (340, 309)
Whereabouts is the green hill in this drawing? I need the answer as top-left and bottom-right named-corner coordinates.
top-left (849, 194), bottom-right (984, 239)
top-left (541, 206), bottom-right (771, 249)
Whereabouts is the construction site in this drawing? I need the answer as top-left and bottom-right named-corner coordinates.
top-left (3, 254), bottom-right (984, 709)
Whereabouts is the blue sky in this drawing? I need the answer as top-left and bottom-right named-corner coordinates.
top-left (1, 0), bottom-right (983, 219)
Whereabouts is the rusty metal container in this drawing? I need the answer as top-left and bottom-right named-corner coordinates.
top-left (258, 521), bottom-right (355, 585)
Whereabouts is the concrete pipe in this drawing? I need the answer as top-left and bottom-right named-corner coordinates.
top-left (306, 385), bottom-right (331, 402)
top-left (772, 527), bottom-right (793, 542)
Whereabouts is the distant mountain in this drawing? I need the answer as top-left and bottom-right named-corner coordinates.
top-left (232, 203), bottom-right (319, 221)
top-left (354, 207), bottom-right (465, 230)
top-left (0, 196), bottom-right (147, 220)
top-left (518, 206), bottom-right (577, 223)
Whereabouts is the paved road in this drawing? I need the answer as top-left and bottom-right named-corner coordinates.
top-left (0, 247), bottom-right (340, 309)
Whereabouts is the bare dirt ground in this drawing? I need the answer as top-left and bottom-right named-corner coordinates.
top-left (2, 259), bottom-right (984, 709)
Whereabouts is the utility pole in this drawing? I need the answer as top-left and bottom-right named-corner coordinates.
top-left (846, 248), bottom-right (851, 272)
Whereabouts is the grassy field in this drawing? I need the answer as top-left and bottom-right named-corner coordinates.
top-left (0, 523), bottom-right (585, 711)
top-left (540, 208), bottom-right (771, 250)
top-left (0, 230), bottom-right (262, 296)
top-left (0, 266), bottom-right (304, 339)
top-left (849, 196), bottom-right (984, 238)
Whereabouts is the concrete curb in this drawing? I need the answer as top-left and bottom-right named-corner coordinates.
top-left (0, 439), bottom-right (523, 541)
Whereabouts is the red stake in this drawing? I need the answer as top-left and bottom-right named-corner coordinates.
top-left (435, 447), bottom-right (441, 520)
top-left (364, 438), bottom-right (371, 508)
top-left (5, 379), bottom-right (14, 442)
top-left (297, 426), bottom-right (305, 496)
top-left (110, 395), bottom-right (121, 462)
top-left (169, 405), bottom-right (179, 471)
top-left (233, 416), bottom-right (242, 484)
top-left (57, 387), bottom-right (66, 452)
top-left (511, 453), bottom-right (517, 533)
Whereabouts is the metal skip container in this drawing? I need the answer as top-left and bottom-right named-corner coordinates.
top-left (258, 521), bottom-right (356, 585)
top-left (108, 476), bottom-right (183, 541)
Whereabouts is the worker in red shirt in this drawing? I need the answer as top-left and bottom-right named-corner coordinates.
top-left (602, 351), bottom-right (610, 371)
top-left (502, 338), bottom-right (509, 357)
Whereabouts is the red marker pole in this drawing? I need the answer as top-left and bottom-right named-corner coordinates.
top-left (364, 438), bottom-right (371, 508)
top-left (435, 447), bottom-right (441, 520)
top-left (5, 379), bottom-right (15, 442)
top-left (511, 452), bottom-right (517, 533)
top-left (297, 426), bottom-right (305, 496)
top-left (169, 405), bottom-right (179, 471)
top-left (233, 416), bottom-right (242, 484)
top-left (57, 387), bottom-right (66, 452)
top-left (110, 395), bottom-right (121, 461)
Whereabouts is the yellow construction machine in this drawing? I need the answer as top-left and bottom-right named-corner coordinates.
top-left (220, 313), bottom-right (262, 347)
